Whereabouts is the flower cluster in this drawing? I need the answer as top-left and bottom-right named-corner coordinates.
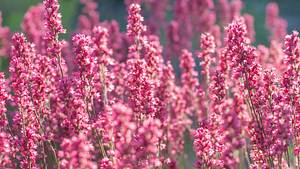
top-left (0, 0), bottom-right (299, 168)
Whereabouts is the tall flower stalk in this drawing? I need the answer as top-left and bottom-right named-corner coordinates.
top-left (0, 0), bottom-right (299, 168)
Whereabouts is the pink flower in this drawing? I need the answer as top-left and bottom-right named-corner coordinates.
top-left (265, 2), bottom-right (287, 41)
top-left (1, 0), bottom-right (300, 168)
top-left (44, 0), bottom-right (67, 78)
top-left (282, 31), bottom-right (300, 155)
top-left (92, 26), bottom-right (114, 109)
top-left (0, 132), bottom-right (14, 168)
top-left (126, 58), bottom-right (158, 116)
top-left (166, 20), bottom-right (181, 59)
top-left (0, 73), bottom-right (13, 168)
top-left (92, 26), bottom-right (113, 65)
top-left (72, 34), bottom-right (96, 85)
top-left (230, 0), bottom-right (243, 20)
top-left (77, 0), bottom-right (100, 35)
top-left (217, 0), bottom-right (230, 25)
top-left (0, 73), bottom-right (8, 127)
top-left (193, 121), bottom-right (223, 168)
top-left (126, 4), bottom-right (146, 41)
top-left (59, 134), bottom-right (97, 169)
top-left (243, 13), bottom-right (255, 41)
top-left (126, 4), bottom-right (148, 59)
top-left (143, 0), bottom-right (168, 35)
top-left (124, 0), bottom-right (143, 6)
top-left (0, 12), bottom-right (10, 57)
top-left (198, 33), bottom-right (216, 83)
top-left (22, 4), bottom-right (45, 53)
top-left (10, 33), bottom-right (40, 169)
top-left (44, 0), bottom-right (65, 36)
top-left (180, 49), bottom-right (199, 115)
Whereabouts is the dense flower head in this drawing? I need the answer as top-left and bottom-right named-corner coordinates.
top-left (166, 20), bottom-right (181, 58)
top-left (230, 0), bottom-right (243, 20)
top-left (44, 0), bottom-right (65, 36)
top-left (72, 34), bottom-right (96, 85)
top-left (281, 31), bottom-right (300, 106)
top-left (209, 69), bottom-right (226, 112)
top-left (10, 33), bottom-right (35, 103)
top-left (217, 0), bottom-right (230, 25)
top-left (281, 31), bottom-right (300, 158)
top-left (22, 4), bottom-right (45, 52)
top-left (193, 121), bottom-right (223, 168)
top-left (92, 26), bottom-right (113, 63)
top-left (0, 74), bottom-right (12, 168)
top-left (144, 35), bottom-right (163, 75)
top-left (265, 2), bottom-right (287, 41)
top-left (77, 0), bottom-right (100, 35)
top-left (126, 58), bottom-right (158, 116)
top-left (198, 33), bottom-right (216, 79)
top-left (243, 13), bottom-right (255, 41)
top-left (283, 31), bottom-right (300, 67)
top-left (59, 134), bottom-right (97, 169)
top-left (219, 95), bottom-right (246, 168)
top-left (0, 132), bottom-right (14, 168)
top-left (126, 4), bottom-right (146, 40)
top-left (60, 75), bottom-right (89, 135)
top-left (44, 0), bottom-right (66, 75)
top-left (10, 33), bottom-right (41, 169)
top-left (225, 18), bottom-right (260, 85)
top-left (180, 49), bottom-right (199, 116)
top-left (0, 0), bottom-right (300, 168)
top-left (180, 49), bottom-right (198, 90)
top-left (225, 18), bottom-right (249, 49)
top-left (0, 12), bottom-right (10, 57)
top-left (266, 2), bottom-right (279, 29)
top-left (0, 73), bottom-right (7, 127)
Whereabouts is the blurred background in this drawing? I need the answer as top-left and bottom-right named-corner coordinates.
top-left (0, 0), bottom-right (299, 168)
top-left (1, 0), bottom-right (300, 45)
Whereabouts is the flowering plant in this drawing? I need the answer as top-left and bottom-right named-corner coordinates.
top-left (0, 0), bottom-right (299, 168)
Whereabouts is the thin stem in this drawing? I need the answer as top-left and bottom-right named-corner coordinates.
top-left (82, 74), bottom-right (108, 159)
top-left (28, 77), bottom-right (60, 169)
top-left (55, 34), bottom-right (64, 79)
top-left (57, 54), bottom-right (64, 78)
top-left (42, 142), bottom-right (48, 169)
top-left (19, 107), bottom-right (32, 169)
top-left (99, 64), bottom-right (108, 107)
